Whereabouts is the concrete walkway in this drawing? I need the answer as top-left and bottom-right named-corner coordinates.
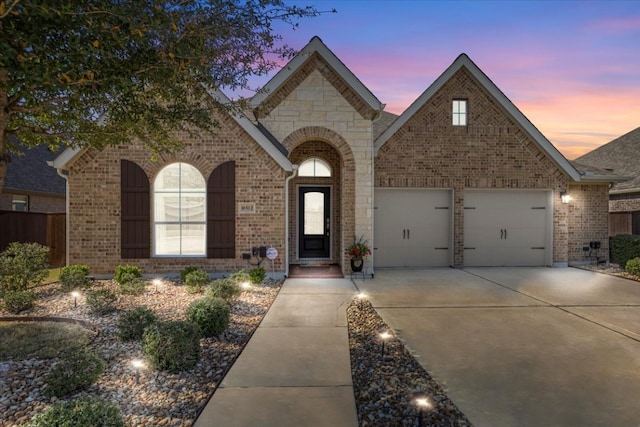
top-left (193, 278), bottom-right (358, 427)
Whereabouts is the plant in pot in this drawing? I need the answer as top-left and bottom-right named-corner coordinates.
top-left (347, 235), bottom-right (371, 273)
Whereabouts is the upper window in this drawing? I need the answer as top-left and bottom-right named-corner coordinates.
top-left (452, 99), bottom-right (467, 126)
top-left (153, 163), bottom-right (206, 256)
top-left (12, 195), bottom-right (28, 212)
top-left (298, 158), bottom-right (332, 177)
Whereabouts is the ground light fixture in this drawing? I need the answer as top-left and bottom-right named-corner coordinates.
top-left (153, 279), bottom-right (162, 293)
top-left (71, 291), bottom-right (80, 308)
top-left (356, 292), bottom-right (367, 308)
top-left (379, 331), bottom-right (392, 358)
top-left (411, 391), bottom-right (433, 427)
top-left (131, 359), bottom-right (146, 384)
top-left (241, 281), bottom-right (251, 290)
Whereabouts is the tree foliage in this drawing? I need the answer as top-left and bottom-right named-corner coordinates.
top-left (0, 0), bottom-right (323, 189)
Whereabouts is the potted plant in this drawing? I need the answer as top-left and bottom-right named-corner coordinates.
top-left (347, 235), bottom-right (371, 273)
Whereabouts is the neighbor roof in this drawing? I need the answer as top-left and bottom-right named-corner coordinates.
top-left (5, 143), bottom-right (66, 195)
top-left (373, 53), bottom-right (622, 184)
top-left (575, 127), bottom-right (640, 193)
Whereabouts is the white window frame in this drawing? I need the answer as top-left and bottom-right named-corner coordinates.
top-left (298, 158), bottom-right (332, 177)
top-left (12, 195), bottom-right (29, 212)
top-left (453, 99), bottom-right (468, 126)
top-left (153, 162), bottom-right (206, 257)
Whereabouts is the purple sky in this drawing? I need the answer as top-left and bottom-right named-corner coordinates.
top-left (240, 0), bottom-right (640, 160)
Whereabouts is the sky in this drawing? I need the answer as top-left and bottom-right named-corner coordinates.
top-left (241, 0), bottom-right (640, 160)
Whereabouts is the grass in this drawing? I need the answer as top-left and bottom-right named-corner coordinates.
top-left (44, 268), bottom-right (61, 284)
top-left (0, 321), bottom-right (93, 360)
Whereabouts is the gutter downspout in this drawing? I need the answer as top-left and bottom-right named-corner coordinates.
top-left (49, 162), bottom-right (69, 267)
top-left (284, 165), bottom-right (299, 278)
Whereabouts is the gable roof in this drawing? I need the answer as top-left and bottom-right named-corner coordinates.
top-left (5, 143), bottom-right (66, 196)
top-left (250, 36), bottom-right (384, 120)
top-left (575, 126), bottom-right (640, 193)
top-left (373, 53), bottom-right (621, 184)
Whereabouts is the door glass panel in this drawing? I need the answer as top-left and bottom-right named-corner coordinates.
top-left (304, 192), bottom-right (324, 235)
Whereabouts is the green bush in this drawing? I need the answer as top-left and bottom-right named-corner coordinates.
top-left (117, 306), bottom-right (158, 341)
top-left (114, 264), bottom-right (142, 284)
top-left (186, 297), bottom-right (230, 338)
top-left (229, 269), bottom-right (250, 285)
top-left (180, 266), bottom-right (200, 283)
top-left (610, 235), bottom-right (640, 267)
top-left (119, 277), bottom-right (146, 295)
top-left (3, 289), bottom-right (36, 314)
top-left (206, 278), bottom-right (241, 302)
top-left (249, 267), bottom-right (266, 284)
top-left (45, 350), bottom-right (105, 398)
top-left (142, 321), bottom-right (201, 372)
top-left (626, 257), bottom-right (640, 276)
top-left (59, 265), bottom-right (91, 291)
top-left (0, 242), bottom-right (49, 293)
top-left (26, 396), bottom-right (124, 427)
top-left (86, 288), bottom-right (117, 315)
top-left (184, 269), bottom-right (209, 294)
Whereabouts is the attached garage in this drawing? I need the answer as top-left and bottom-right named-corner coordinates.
top-left (463, 190), bottom-right (552, 266)
top-left (374, 189), bottom-right (452, 267)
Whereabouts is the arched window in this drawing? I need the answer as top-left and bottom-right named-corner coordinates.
top-left (154, 163), bottom-right (206, 256)
top-left (298, 158), bottom-right (331, 177)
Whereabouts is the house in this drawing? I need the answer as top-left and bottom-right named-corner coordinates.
top-left (1, 143), bottom-right (66, 213)
top-left (50, 36), bottom-right (625, 276)
top-left (574, 127), bottom-right (640, 236)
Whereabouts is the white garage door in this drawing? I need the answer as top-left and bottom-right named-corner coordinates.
top-left (374, 189), bottom-right (451, 267)
top-left (464, 190), bottom-right (550, 266)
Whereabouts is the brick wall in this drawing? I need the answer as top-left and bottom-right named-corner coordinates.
top-left (66, 113), bottom-right (287, 275)
top-left (0, 192), bottom-right (65, 213)
top-left (374, 67), bottom-right (607, 266)
top-left (567, 184), bottom-right (610, 263)
top-left (610, 192), bottom-right (640, 213)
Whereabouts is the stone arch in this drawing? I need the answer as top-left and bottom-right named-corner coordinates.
top-left (283, 127), bottom-right (356, 274)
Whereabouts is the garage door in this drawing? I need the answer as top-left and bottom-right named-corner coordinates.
top-left (464, 190), bottom-right (550, 266)
top-left (374, 189), bottom-right (451, 267)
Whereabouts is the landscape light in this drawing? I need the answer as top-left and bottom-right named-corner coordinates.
top-left (411, 391), bottom-right (433, 427)
top-left (153, 279), bottom-right (162, 293)
top-left (241, 281), bottom-right (251, 290)
top-left (131, 359), bottom-right (146, 384)
top-left (379, 331), bottom-right (392, 358)
top-left (71, 291), bottom-right (80, 308)
top-left (356, 292), bottom-right (366, 308)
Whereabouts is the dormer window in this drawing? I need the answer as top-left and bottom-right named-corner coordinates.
top-left (298, 158), bottom-right (332, 177)
top-left (452, 99), bottom-right (467, 126)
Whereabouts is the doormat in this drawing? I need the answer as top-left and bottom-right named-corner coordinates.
top-left (288, 264), bottom-right (343, 278)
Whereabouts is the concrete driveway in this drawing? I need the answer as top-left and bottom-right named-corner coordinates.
top-left (358, 268), bottom-right (640, 427)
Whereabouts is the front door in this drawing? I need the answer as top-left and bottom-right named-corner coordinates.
top-left (299, 187), bottom-right (330, 258)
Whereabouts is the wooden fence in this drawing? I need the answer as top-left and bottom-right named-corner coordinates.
top-left (0, 210), bottom-right (66, 266)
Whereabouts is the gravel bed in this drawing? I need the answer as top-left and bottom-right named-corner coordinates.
top-left (0, 279), bottom-right (281, 427)
top-left (347, 299), bottom-right (473, 427)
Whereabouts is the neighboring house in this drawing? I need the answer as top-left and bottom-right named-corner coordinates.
top-left (575, 127), bottom-right (640, 236)
top-left (1, 143), bottom-right (66, 213)
top-left (50, 37), bottom-right (624, 276)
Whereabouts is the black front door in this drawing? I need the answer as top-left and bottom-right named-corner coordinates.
top-left (299, 187), bottom-right (330, 258)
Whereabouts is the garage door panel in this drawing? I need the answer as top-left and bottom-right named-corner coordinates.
top-left (375, 189), bottom-right (451, 268)
top-left (464, 190), bottom-right (550, 267)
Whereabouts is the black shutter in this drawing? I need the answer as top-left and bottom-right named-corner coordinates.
top-left (121, 160), bottom-right (150, 258)
top-left (207, 161), bottom-right (235, 258)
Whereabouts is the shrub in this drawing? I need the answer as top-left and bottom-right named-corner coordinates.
top-left (45, 350), bottom-right (105, 398)
top-left (114, 264), bottom-right (142, 284)
top-left (626, 257), bottom-right (640, 277)
top-left (3, 289), bottom-right (36, 314)
top-left (26, 396), bottom-right (124, 427)
top-left (184, 269), bottom-right (209, 294)
top-left (206, 278), bottom-right (241, 302)
top-left (59, 265), bottom-right (91, 291)
top-left (86, 288), bottom-right (117, 315)
top-left (142, 321), bottom-right (201, 372)
top-left (119, 277), bottom-right (146, 295)
top-left (249, 267), bottom-right (266, 284)
top-left (229, 269), bottom-right (250, 285)
top-left (186, 297), bottom-right (230, 338)
top-left (0, 242), bottom-right (49, 293)
top-left (180, 266), bottom-right (200, 283)
top-left (117, 306), bottom-right (158, 341)
top-left (610, 235), bottom-right (640, 267)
